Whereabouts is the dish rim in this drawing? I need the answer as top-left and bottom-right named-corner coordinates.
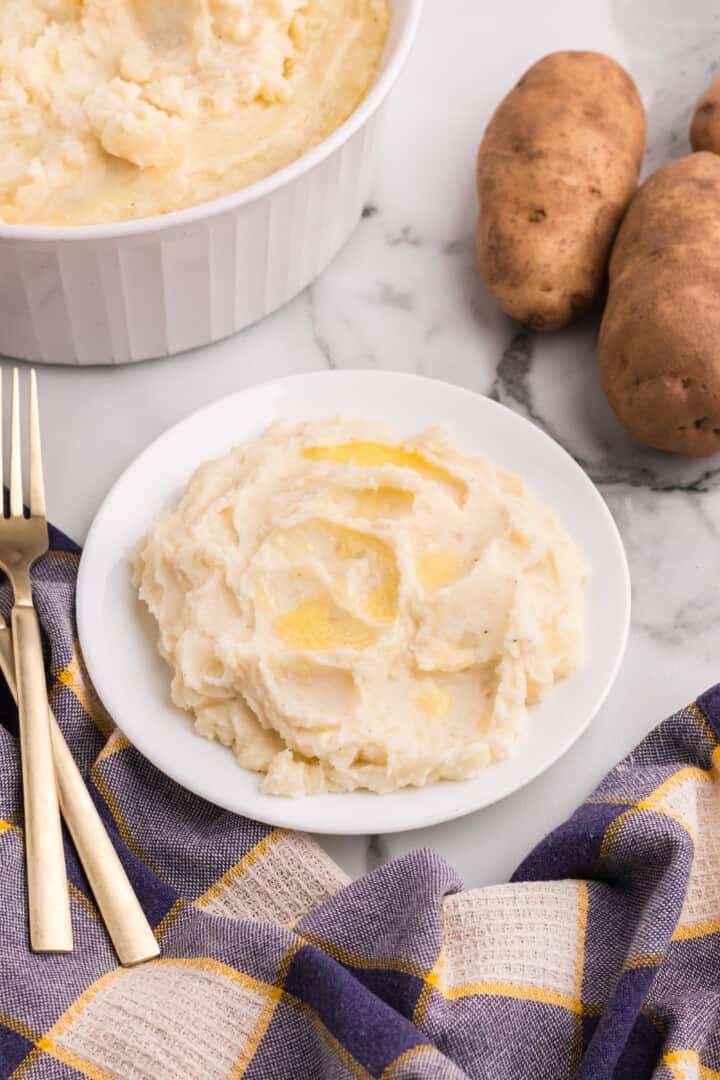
top-left (76, 369), bottom-right (631, 833)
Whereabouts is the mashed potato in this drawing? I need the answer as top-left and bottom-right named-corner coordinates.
top-left (134, 419), bottom-right (588, 797)
top-left (0, 0), bottom-right (389, 224)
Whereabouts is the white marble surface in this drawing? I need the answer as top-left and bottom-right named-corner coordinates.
top-left (11, 0), bottom-right (720, 886)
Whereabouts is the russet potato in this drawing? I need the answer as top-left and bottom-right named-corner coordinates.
top-left (476, 51), bottom-right (646, 330)
top-left (599, 153), bottom-right (720, 457)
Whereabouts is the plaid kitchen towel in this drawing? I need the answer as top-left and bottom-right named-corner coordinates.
top-left (1, 528), bottom-right (719, 1080)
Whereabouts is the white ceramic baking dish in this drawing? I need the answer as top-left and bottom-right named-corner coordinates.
top-left (0, 0), bottom-right (421, 366)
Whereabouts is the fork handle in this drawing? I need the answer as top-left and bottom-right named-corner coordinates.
top-left (49, 719), bottom-right (160, 966)
top-left (12, 604), bottom-right (73, 952)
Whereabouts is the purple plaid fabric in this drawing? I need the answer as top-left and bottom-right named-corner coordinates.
top-left (0, 526), bottom-right (718, 1079)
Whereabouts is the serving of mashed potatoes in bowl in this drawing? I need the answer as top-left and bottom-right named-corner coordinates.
top-left (0, 0), bottom-right (421, 363)
top-left (77, 370), bottom-right (630, 834)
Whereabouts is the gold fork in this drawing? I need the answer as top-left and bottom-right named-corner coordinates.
top-left (0, 369), bottom-right (71, 952)
top-left (0, 618), bottom-right (160, 965)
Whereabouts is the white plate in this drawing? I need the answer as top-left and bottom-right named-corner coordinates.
top-left (77, 370), bottom-right (630, 834)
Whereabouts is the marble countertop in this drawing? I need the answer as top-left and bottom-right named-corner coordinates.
top-left (22, 0), bottom-right (720, 886)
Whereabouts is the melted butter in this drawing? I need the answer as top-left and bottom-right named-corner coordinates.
top-left (271, 518), bottom-right (400, 625)
top-left (304, 441), bottom-right (466, 502)
top-left (417, 685), bottom-right (452, 718)
top-left (363, 583), bottom-right (396, 623)
top-left (274, 597), bottom-right (378, 652)
top-left (354, 486), bottom-right (414, 519)
top-left (416, 550), bottom-right (467, 592)
top-left (330, 522), bottom-right (400, 621)
top-left (427, 642), bottom-right (475, 673)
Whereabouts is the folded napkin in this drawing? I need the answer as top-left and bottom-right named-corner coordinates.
top-left (1, 527), bottom-right (719, 1080)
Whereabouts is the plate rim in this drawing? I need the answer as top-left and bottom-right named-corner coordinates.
top-left (77, 369), bottom-right (631, 834)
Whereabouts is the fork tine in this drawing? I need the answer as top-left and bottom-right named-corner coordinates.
top-left (9, 368), bottom-right (22, 519)
top-left (28, 370), bottom-right (45, 519)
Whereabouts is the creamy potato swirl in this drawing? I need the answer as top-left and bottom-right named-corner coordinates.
top-left (0, 0), bottom-right (389, 224)
top-left (134, 419), bottom-right (588, 796)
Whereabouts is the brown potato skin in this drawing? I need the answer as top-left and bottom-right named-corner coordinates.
top-left (599, 153), bottom-right (720, 457)
top-left (691, 76), bottom-right (720, 153)
top-left (476, 51), bottom-right (646, 330)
